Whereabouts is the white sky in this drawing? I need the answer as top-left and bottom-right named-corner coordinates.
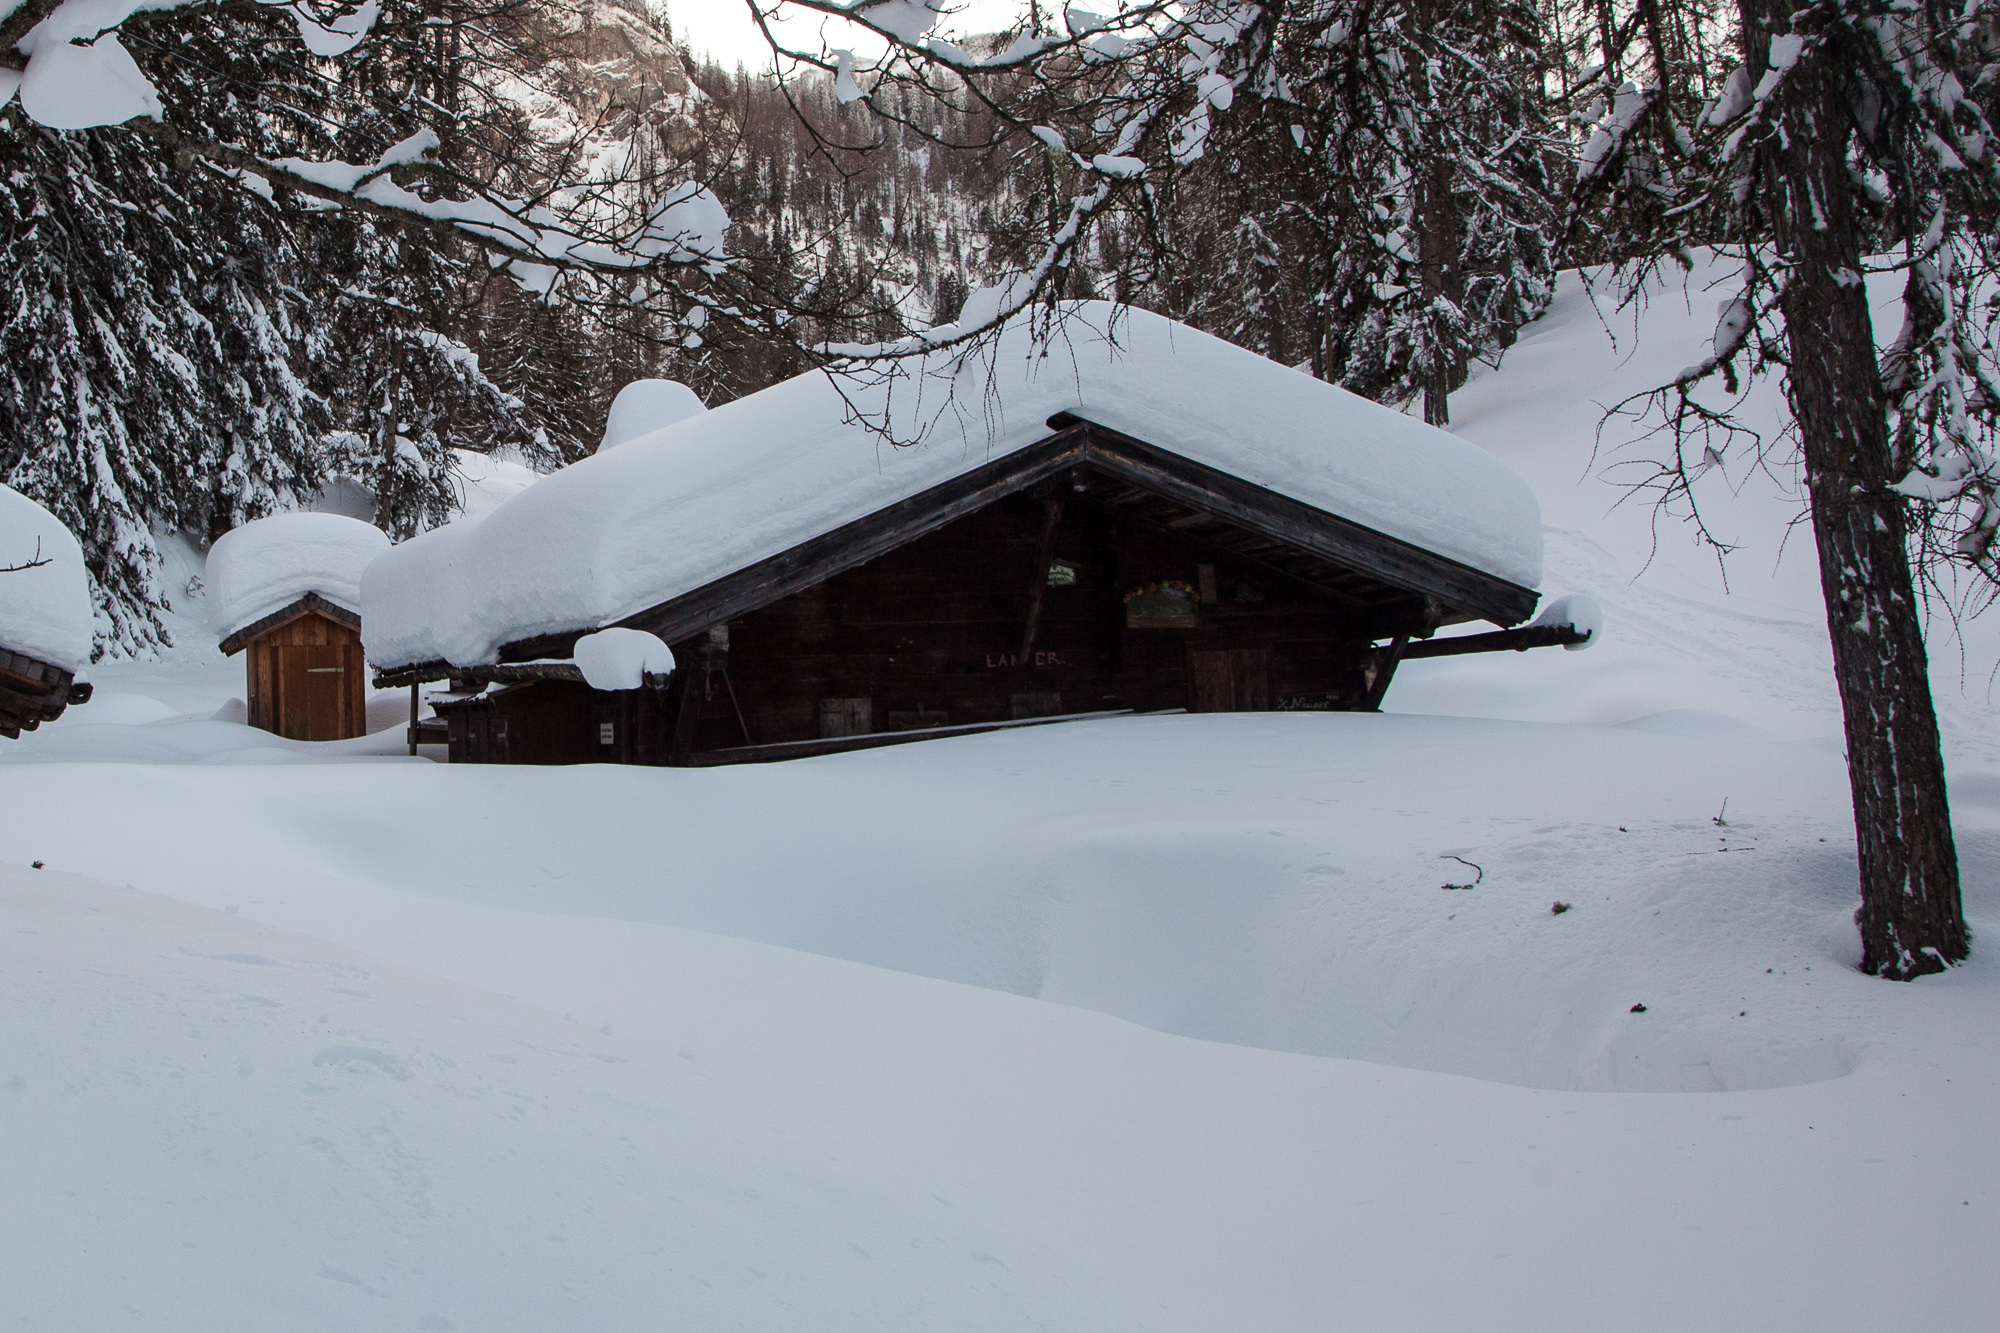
top-left (662, 1), bottom-right (1034, 71)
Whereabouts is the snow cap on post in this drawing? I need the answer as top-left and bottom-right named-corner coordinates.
top-left (206, 512), bottom-right (391, 642)
top-left (0, 484), bottom-right (94, 673)
top-left (572, 628), bottom-right (674, 690)
top-left (1530, 594), bottom-right (1601, 650)
top-left (599, 380), bottom-right (707, 454)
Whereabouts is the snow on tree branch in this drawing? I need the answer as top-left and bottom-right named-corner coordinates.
top-left (1566, 0), bottom-right (2000, 573)
top-left (1, 0), bottom-right (746, 311)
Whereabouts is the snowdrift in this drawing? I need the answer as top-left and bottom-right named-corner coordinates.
top-left (598, 376), bottom-right (706, 451)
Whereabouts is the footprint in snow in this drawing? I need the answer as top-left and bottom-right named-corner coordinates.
top-left (312, 1046), bottom-right (412, 1081)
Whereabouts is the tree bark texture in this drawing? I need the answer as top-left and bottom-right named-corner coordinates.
top-left (1758, 8), bottom-right (1967, 978)
top-left (1417, 155), bottom-right (1464, 428)
top-left (1413, 0), bottom-right (1466, 427)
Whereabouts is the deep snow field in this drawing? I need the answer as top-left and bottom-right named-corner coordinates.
top-left (5, 261), bottom-right (1999, 1331)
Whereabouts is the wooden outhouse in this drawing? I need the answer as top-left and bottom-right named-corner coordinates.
top-left (206, 510), bottom-right (390, 743)
top-left (369, 304), bottom-right (1590, 766)
top-left (219, 593), bottom-right (369, 741)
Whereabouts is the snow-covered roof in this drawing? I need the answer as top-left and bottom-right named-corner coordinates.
top-left (363, 302), bottom-right (1544, 670)
top-left (450, 449), bottom-right (544, 525)
top-left (0, 484), bottom-right (93, 673)
top-left (207, 512), bottom-right (390, 643)
top-left (599, 379), bottom-right (706, 453)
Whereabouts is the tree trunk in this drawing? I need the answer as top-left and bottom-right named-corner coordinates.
top-left (1412, 0), bottom-right (1464, 427)
top-left (1417, 155), bottom-right (1462, 428)
top-left (1759, 7), bottom-right (1967, 978)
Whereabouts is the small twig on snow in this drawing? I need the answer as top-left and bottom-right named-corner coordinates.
top-left (1440, 855), bottom-right (1484, 890)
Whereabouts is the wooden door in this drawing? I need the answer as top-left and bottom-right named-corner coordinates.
top-left (1186, 646), bottom-right (1271, 713)
top-left (278, 643), bottom-right (350, 741)
top-left (818, 697), bottom-right (873, 738)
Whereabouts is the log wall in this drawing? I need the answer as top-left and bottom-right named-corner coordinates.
top-left (672, 489), bottom-right (1374, 755)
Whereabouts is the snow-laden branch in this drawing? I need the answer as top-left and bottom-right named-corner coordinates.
top-left (2, 0), bottom-right (737, 300)
top-left (134, 118), bottom-right (732, 302)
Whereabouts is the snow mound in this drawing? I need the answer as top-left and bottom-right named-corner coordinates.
top-left (0, 706), bottom-right (1939, 1094)
top-left (206, 513), bottom-right (390, 642)
top-left (598, 379), bottom-right (707, 453)
top-left (572, 627), bottom-right (674, 690)
top-left (367, 301), bottom-right (1544, 670)
top-left (0, 484), bottom-right (92, 673)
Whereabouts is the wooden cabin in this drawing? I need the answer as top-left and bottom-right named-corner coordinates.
top-left (406, 418), bottom-right (1582, 767)
top-left (370, 304), bottom-right (1585, 766)
top-left (219, 593), bottom-right (369, 741)
top-left (0, 483), bottom-right (95, 737)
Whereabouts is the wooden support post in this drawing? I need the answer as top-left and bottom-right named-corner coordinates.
top-left (666, 668), bottom-right (705, 767)
top-left (1018, 494), bottom-right (1065, 662)
top-left (1361, 635), bottom-right (1409, 712)
top-left (408, 683), bottom-right (419, 756)
top-left (720, 668), bottom-right (753, 747)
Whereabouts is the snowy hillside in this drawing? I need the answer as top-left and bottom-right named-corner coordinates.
top-left (1402, 257), bottom-right (2000, 763)
top-left (5, 268), bottom-right (2000, 1331)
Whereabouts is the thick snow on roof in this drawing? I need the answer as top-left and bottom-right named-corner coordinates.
top-left (0, 484), bottom-right (93, 673)
top-left (207, 512), bottom-right (390, 642)
top-left (451, 449), bottom-right (543, 524)
top-left (364, 302), bottom-right (1543, 670)
top-left (599, 379), bottom-right (707, 453)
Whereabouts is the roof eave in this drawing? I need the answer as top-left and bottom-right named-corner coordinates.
top-left (216, 592), bottom-right (361, 657)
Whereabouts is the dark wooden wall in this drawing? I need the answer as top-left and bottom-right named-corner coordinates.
top-left (245, 612), bottom-right (367, 742)
top-left (672, 488), bottom-right (1375, 756)
top-left (438, 680), bottom-right (672, 765)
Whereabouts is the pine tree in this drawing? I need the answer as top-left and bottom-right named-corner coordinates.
top-left (0, 96), bottom-right (323, 654)
top-left (1236, 0), bottom-right (1562, 421)
top-left (0, 0), bottom-right (590, 643)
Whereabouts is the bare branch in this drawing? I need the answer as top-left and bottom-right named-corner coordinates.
top-left (0, 539), bottom-right (50, 575)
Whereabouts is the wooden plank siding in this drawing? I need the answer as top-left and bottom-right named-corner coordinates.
top-left (434, 679), bottom-right (672, 765)
top-left (243, 611), bottom-right (367, 742)
top-left (0, 646), bottom-right (88, 739)
top-left (667, 484), bottom-right (1378, 756)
